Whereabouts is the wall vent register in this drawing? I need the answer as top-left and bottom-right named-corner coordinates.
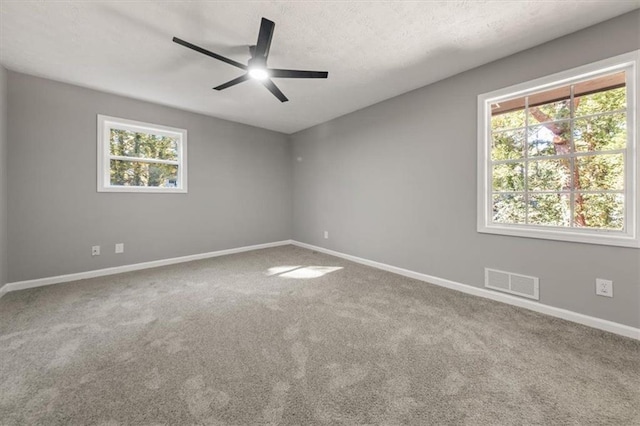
top-left (485, 268), bottom-right (539, 300)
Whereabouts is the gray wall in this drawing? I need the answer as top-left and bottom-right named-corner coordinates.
top-left (7, 72), bottom-right (292, 282)
top-left (0, 66), bottom-right (7, 285)
top-left (292, 10), bottom-right (640, 328)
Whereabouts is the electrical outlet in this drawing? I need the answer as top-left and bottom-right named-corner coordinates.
top-left (595, 278), bottom-right (613, 297)
top-left (324, 231), bottom-right (329, 239)
top-left (115, 243), bottom-right (124, 254)
top-left (92, 245), bottom-right (100, 256)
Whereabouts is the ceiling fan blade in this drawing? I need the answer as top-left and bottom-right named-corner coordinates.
top-left (269, 69), bottom-right (328, 79)
top-left (254, 18), bottom-right (275, 59)
top-left (262, 79), bottom-right (288, 102)
top-left (173, 37), bottom-right (247, 70)
top-left (213, 74), bottom-right (250, 91)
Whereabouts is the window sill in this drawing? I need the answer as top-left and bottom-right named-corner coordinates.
top-left (478, 223), bottom-right (639, 248)
top-left (97, 186), bottom-right (188, 194)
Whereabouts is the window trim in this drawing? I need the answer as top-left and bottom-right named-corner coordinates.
top-left (477, 50), bottom-right (639, 248)
top-left (97, 115), bottom-right (188, 193)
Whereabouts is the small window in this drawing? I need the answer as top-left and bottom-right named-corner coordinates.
top-left (97, 115), bottom-right (187, 193)
top-left (478, 51), bottom-right (639, 247)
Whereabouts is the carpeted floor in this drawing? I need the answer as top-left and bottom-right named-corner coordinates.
top-left (0, 245), bottom-right (638, 425)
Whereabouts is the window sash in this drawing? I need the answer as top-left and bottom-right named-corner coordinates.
top-left (109, 155), bottom-right (180, 166)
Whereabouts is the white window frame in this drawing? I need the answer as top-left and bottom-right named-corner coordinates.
top-left (97, 115), bottom-right (188, 193)
top-left (477, 50), bottom-right (639, 248)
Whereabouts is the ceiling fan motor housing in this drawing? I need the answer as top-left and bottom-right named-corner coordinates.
top-left (248, 56), bottom-right (267, 70)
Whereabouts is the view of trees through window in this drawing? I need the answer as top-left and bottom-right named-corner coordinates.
top-left (490, 71), bottom-right (627, 230)
top-left (109, 128), bottom-right (180, 187)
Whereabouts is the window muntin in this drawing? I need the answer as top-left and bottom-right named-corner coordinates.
top-left (478, 51), bottom-right (638, 247)
top-left (97, 115), bottom-right (187, 193)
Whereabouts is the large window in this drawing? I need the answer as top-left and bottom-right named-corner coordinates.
top-left (97, 115), bottom-right (187, 193)
top-left (477, 51), bottom-right (638, 247)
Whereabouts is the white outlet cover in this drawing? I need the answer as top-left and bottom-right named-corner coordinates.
top-left (324, 231), bottom-right (329, 239)
top-left (115, 243), bottom-right (124, 254)
top-left (92, 245), bottom-right (100, 256)
top-left (595, 278), bottom-right (613, 297)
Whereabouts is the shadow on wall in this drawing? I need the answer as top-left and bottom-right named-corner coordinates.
top-left (266, 265), bottom-right (343, 279)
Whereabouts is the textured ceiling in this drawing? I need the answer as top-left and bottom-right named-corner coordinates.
top-left (1, 1), bottom-right (638, 134)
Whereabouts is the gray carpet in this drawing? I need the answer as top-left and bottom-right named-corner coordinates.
top-left (0, 245), bottom-right (638, 425)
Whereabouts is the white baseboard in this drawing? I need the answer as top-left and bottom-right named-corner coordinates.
top-left (2, 239), bottom-right (637, 340)
top-left (291, 240), bottom-right (640, 341)
top-left (0, 240), bottom-right (293, 297)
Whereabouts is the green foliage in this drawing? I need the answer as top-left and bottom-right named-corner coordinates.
top-left (492, 194), bottom-right (525, 224)
top-left (491, 109), bottom-right (525, 131)
top-left (528, 194), bottom-right (570, 227)
top-left (528, 159), bottom-right (570, 191)
top-left (109, 129), bottom-right (179, 187)
top-left (577, 193), bottom-right (624, 230)
top-left (492, 129), bottom-right (524, 160)
top-left (574, 113), bottom-right (626, 152)
top-left (577, 154), bottom-right (624, 191)
top-left (493, 163), bottom-right (524, 191)
top-left (575, 87), bottom-right (625, 117)
top-left (490, 83), bottom-right (626, 230)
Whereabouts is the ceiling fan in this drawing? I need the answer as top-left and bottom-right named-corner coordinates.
top-left (173, 18), bottom-right (328, 103)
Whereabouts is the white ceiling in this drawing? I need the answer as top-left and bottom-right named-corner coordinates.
top-left (1, 1), bottom-right (638, 134)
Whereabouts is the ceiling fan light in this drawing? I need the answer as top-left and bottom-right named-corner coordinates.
top-left (249, 68), bottom-right (269, 80)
